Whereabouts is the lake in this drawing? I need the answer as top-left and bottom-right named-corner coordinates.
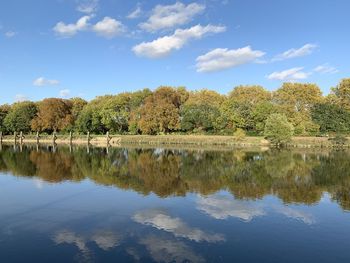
top-left (0, 144), bottom-right (349, 263)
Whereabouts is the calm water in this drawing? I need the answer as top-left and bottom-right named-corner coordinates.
top-left (0, 144), bottom-right (350, 263)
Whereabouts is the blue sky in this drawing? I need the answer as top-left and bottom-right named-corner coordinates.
top-left (0, 0), bottom-right (349, 103)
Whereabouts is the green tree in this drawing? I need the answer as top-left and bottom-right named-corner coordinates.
top-left (4, 101), bottom-right (37, 133)
top-left (70, 98), bottom-right (87, 121)
top-left (330, 78), bottom-right (350, 110)
top-left (311, 102), bottom-right (350, 133)
top-left (181, 90), bottom-right (224, 133)
top-left (264, 113), bottom-right (294, 146)
top-left (251, 101), bottom-right (277, 134)
top-left (273, 83), bottom-right (322, 134)
top-left (220, 85), bottom-right (271, 133)
top-left (181, 104), bottom-right (221, 133)
top-left (0, 104), bottom-right (11, 132)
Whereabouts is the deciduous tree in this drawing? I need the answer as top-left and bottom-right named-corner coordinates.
top-left (138, 87), bottom-right (188, 134)
top-left (264, 113), bottom-right (294, 146)
top-left (31, 98), bottom-right (73, 132)
top-left (4, 101), bottom-right (37, 133)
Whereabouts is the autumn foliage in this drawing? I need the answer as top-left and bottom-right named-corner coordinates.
top-left (0, 79), bottom-right (350, 136)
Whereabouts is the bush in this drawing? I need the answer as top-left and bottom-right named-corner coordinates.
top-left (233, 128), bottom-right (246, 141)
top-left (264, 113), bottom-right (294, 146)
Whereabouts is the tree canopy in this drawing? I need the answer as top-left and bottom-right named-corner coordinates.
top-left (0, 78), bottom-right (350, 136)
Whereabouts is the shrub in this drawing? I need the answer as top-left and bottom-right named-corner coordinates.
top-left (233, 128), bottom-right (246, 141)
top-left (264, 113), bottom-right (294, 146)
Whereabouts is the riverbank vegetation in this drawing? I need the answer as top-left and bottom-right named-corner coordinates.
top-left (1, 79), bottom-right (350, 142)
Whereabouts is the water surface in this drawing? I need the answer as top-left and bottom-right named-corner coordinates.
top-left (0, 144), bottom-right (350, 262)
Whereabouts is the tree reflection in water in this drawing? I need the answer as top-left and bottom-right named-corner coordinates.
top-left (0, 144), bottom-right (349, 211)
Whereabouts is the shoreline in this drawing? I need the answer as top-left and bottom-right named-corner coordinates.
top-left (0, 134), bottom-right (349, 148)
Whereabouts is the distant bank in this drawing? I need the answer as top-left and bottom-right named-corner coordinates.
top-left (0, 134), bottom-right (349, 148)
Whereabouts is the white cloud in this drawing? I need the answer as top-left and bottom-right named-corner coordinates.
top-left (92, 17), bottom-right (126, 38)
top-left (53, 229), bottom-right (121, 260)
top-left (53, 15), bottom-right (92, 37)
top-left (274, 206), bottom-right (314, 225)
top-left (33, 77), bottom-right (60, 86)
top-left (267, 67), bottom-right (310, 81)
top-left (15, 94), bottom-right (28, 102)
top-left (196, 46), bottom-right (265, 73)
top-left (91, 231), bottom-right (122, 251)
top-left (139, 2), bottom-right (205, 32)
top-left (76, 0), bottom-right (99, 14)
top-left (273, 43), bottom-right (317, 61)
top-left (133, 209), bottom-right (225, 242)
top-left (5, 31), bottom-right (17, 38)
top-left (127, 4), bottom-right (142, 19)
top-left (197, 195), bottom-right (265, 221)
top-left (313, 63), bottom-right (338, 74)
top-left (140, 236), bottom-right (205, 263)
top-left (59, 89), bottom-right (70, 98)
top-left (133, 24), bottom-right (226, 58)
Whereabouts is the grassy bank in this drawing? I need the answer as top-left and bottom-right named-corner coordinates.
top-left (1, 134), bottom-right (349, 148)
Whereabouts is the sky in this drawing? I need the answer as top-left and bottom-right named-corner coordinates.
top-left (0, 0), bottom-right (349, 104)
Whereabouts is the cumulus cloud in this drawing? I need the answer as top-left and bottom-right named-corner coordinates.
top-left (139, 2), bottom-right (205, 32)
top-left (54, 16), bottom-right (126, 38)
top-left (133, 24), bottom-right (226, 58)
top-left (92, 17), bottom-right (126, 38)
top-left (127, 4), bottom-right (142, 19)
top-left (196, 46), bottom-right (265, 73)
top-left (313, 63), bottom-right (338, 74)
top-left (273, 43), bottom-right (317, 61)
top-left (140, 236), bottom-right (205, 263)
top-left (267, 67), bottom-right (310, 81)
top-left (133, 209), bottom-right (225, 242)
top-left (33, 77), bottom-right (60, 86)
top-left (76, 0), bottom-right (99, 14)
top-left (197, 195), bottom-right (265, 221)
top-left (53, 15), bottom-right (92, 37)
top-left (59, 89), bottom-right (71, 98)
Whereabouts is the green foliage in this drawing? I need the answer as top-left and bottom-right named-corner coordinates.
top-left (264, 113), bottom-right (294, 146)
top-left (331, 78), bottom-right (350, 110)
top-left (3, 101), bottom-right (37, 133)
top-left (0, 104), bottom-right (11, 132)
top-left (273, 82), bottom-right (323, 127)
top-left (251, 101), bottom-right (277, 134)
top-left (1, 79), bottom-right (350, 136)
top-left (312, 103), bottom-right (350, 133)
top-left (180, 90), bottom-right (223, 133)
top-left (181, 104), bottom-right (220, 133)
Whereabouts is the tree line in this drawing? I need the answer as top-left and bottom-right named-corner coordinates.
top-left (1, 78), bottom-right (350, 136)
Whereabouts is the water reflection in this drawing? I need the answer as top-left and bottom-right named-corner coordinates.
top-left (197, 194), bottom-right (314, 224)
top-left (133, 209), bottom-right (225, 242)
top-left (139, 235), bottom-right (205, 263)
top-left (0, 145), bottom-right (349, 210)
top-left (1, 145), bottom-right (350, 262)
top-left (197, 195), bottom-right (265, 221)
